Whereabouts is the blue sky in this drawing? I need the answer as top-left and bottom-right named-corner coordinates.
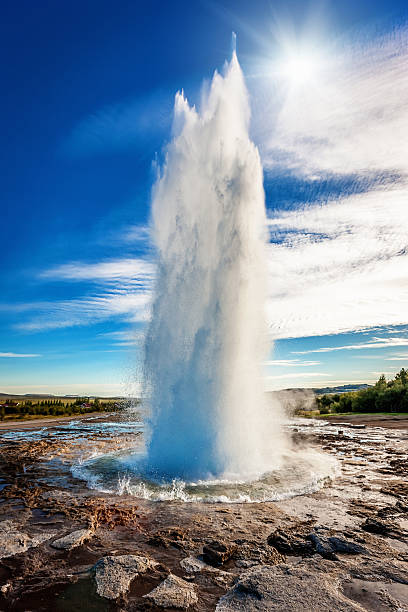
top-left (1, 0), bottom-right (408, 395)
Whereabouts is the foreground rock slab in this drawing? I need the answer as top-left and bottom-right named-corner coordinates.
top-left (216, 563), bottom-right (364, 611)
top-left (51, 528), bottom-right (93, 550)
top-left (93, 554), bottom-right (158, 599)
top-left (144, 573), bottom-right (198, 609)
top-left (0, 520), bottom-right (53, 560)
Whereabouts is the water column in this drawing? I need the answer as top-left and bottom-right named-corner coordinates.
top-left (142, 52), bottom-right (287, 480)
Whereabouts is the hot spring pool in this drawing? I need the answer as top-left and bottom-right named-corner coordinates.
top-left (72, 445), bottom-right (339, 503)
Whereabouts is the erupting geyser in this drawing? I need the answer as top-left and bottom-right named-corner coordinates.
top-left (143, 50), bottom-right (288, 480)
top-left (70, 48), bottom-right (338, 503)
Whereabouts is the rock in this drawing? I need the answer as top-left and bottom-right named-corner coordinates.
top-left (307, 533), bottom-right (338, 560)
top-left (389, 458), bottom-right (408, 475)
top-left (51, 528), bottom-right (93, 550)
top-left (395, 500), bottom-right (408, 514)
top-left (377, 501), bottom-right (408, 518)
top-left (268, 528), bottom-right (367, 561)
top-left (328, 537), bottom-right (367, 555)
top-left (144, 573), bottom-right (198, 609)
top-left (180, 556), bottom-right (234, 586)
top-left (0, 520), bottom-right (53, 560)
top-left (361, 518), bottom-right (392, 535)
top-left (343, 578), bottom-right (408, 612)
top-left (203, 540), bottom-right (238, 566)
top-left (361, 517), bottom-right (406, 540)
top-left (147, 527), bottom-right (187, 549)
top-left (180, 556), bottom-right (208, 573)
top-left (235, 559), bottom-right (257, 569)
top-left (266, 528), bottom-right (313, 556)
top-left (236, 542), bottom-right (285, 566)
top-left (306, 534), bottom-right (367, 560)
top-left (378, 458), bottom-right (408, 476)
top-left (93, 554), bottom-right (158, 599)
top-left (216, 563), bottom-right (364, 611)
top-left (380, 481), bottom-right (408, 498)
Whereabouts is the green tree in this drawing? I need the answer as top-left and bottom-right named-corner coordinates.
top-left (375, 374), bottom-right (387, 391)
top-left (395, 368), bottom-right (408, 386)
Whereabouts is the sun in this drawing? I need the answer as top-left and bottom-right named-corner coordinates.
top-left (278, 52), bottom-right (322, 86)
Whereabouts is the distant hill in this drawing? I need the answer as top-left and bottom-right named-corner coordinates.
top-left (0, 393), bottom-right (126, 400)
top-left (0, 393), bottom-right (59, 398)
top-left (268, 384), bottom-right (373, 414)
top-left (311, 384), bottom-right (372, 395)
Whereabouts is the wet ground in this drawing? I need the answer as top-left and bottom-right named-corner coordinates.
top-left (0, 413), bottom-right (407, 611)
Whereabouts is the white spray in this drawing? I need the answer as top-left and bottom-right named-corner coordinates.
top-left (143, 51), bottom-right (288, 481)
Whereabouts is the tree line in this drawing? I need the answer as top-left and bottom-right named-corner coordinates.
top-left (0, 397), bottom-right (123, 420)
top-left (316, 368), bottom-right (408, 414)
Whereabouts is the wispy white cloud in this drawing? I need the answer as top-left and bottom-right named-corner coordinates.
top-left (0, 352), bottom-right (41, 358)
top-left (385, 353), bottom-right (408, 361)
top-left (100, 330), bottom-right (145, 346)
top-left (266, 372), bottom-right (330, 380)
top-left (0, 383), bottom-right (132, 397)
top-left (265, 370), bottom-right (332, 391)
top-left (122, 225), bottom-right (150, 244)
top-left (264, 359), bottom-right (320, 367)
top-left (293, 337), bottom-right (408, 355)
top-left (14, 258), bottom-right (155, 331)
top-left (13, 210), bottom-right (408, 339)
top-left (39, 258), bottom-right (154, 283)
top-left (351, 355), bottom-right (386, 359)
top-left (370, 370), bottom-right (400, 377)
top-left (266, 185), bottom-right (408, 339)
top-left (16, 289), bottom-right (151, 331)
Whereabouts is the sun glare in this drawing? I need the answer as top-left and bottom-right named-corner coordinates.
top-left (278, 52), bottom-right (321, 86)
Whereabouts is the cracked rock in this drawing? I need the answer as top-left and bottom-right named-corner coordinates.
top-left (93, 554), bottom-right (158, 599)
top-left (180, 556), bottom-right (208, 573)
top-left (328, 537), bottom-right (367, 555)
top-left (144, 573), bottom-right (198, 609)
top-left (203, 540), bottom-right (238, 566)
top-left (216, 562), bottom-right (364, 611)
top-left (361, 517), bottom-right (393, 535)
top-left (267, 528), bottom-right (314, 556)
top-left (180, 556), bottom-right (234, 587)
top-left (0, 520), bottom-right (53, 560)
top-left (51, 528), bottom-right (93, 550)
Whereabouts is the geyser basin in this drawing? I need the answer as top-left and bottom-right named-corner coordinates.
top-left (72, 445), bottom-right (339, 503)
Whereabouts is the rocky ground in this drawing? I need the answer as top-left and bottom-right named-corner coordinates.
top-left (0, 415), bottom-right (407, 611)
